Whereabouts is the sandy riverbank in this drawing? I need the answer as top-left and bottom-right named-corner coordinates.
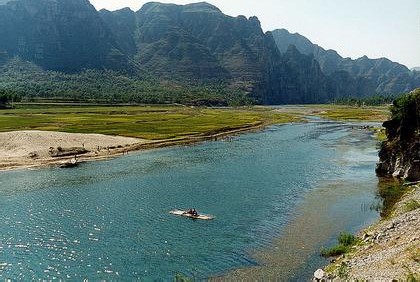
top-left (0, 130), bottom-right (146, 171)
top-left (319, 184), bottom-right (419, 280)
top-left (0, 124), bottom-right (264, 171)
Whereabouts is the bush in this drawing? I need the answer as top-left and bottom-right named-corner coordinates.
top-left (321, 245), bottom-right (348, 257)
top-left (405, 200), bottom-right (420, 212)
top-left (338, 232), bottom-right (357, 246)
top-left (378, 184), bottom-right (408, 217)
top-left (174, 274), bottom-right (192, 282)
top-left (321, 232), bottom-right (358, 257)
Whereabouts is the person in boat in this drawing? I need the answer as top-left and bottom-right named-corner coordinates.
top-left (186, 208), bottom-right (198, 216)
top-left (192, 208), bottom-right (198, 216)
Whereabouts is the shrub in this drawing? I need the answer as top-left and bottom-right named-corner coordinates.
top-left (321, 232), bottom-right (358, 257)
top-left (338, 232), bottom-right (357, 246)
top-left (378, 183), bottom-right (408, 217)
top-left (174, 274), bottom-right (192, 282)
top-left (321, 245), bottom-right (348, 257)
top-left (405, 200), bottom-right (420, 212)
top-left (338, 262), bottom-right (349, 279)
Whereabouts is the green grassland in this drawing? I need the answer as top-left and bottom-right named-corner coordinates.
top-left (315, 105), bottom-right (390, 121)
top-left (0, 104), bottom-right (389, 140)
top-left (0, 105), bottom-right (302, 140)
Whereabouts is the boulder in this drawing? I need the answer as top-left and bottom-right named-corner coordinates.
top-left (314, 268), bottom-right (325, 280)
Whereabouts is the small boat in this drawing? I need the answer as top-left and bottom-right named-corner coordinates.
top-left (59, 158), bottom-right (79, 168)
top-left (169, 209), bottom-right (214, 220)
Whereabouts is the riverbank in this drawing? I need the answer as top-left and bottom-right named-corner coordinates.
top-left (0, 130), bottom-right (143, 171)
top-left (0, 105), bottom-right (296, 171)
top-left (0, 123), bottom-right (268, 171)
top-left (319, 183), bottom-right (419, 280)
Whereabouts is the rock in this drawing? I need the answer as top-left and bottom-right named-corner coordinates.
top-left (386, 223), bottom-right (395, 230)
top-left (28, 152), bottom-right (38, 159)
top-left (49, 147), bottom-right (89, 157)
top-left (363, 233), bottom-right (371, 240)
top-left (314, 269), bottom-right (325, 280)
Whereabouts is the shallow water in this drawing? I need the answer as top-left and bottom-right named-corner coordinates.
top-left (0, 120), bottom-right (380, 280)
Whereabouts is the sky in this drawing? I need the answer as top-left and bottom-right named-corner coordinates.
top-left (90, 0), bottom-right (420, 68)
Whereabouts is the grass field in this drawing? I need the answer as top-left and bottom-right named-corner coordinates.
top-left (0, 105), bottom-right (302, 140)
top-left (0, 104), bottom-right (389, 140)
top-left (314, 105), bottom-right (390, 121)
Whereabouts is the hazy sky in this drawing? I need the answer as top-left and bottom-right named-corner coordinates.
top-left (90, 0), bottom-right (420, 68)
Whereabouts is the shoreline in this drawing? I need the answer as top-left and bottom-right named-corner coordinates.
top-left (319, 183), bottom-right (419, 280)
top-left (0, 122), bottom-right (267, 172)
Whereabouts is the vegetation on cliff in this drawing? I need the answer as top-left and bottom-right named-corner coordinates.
top-left (0, 59), bottom-right (252, 106)
top-left (376, 88), bottom-right (420, 181)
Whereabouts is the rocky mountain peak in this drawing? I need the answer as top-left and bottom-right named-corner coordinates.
top-left (139, 1), bottom-right (221, 14)
top-left (183, 2), bottom-right (222, 13)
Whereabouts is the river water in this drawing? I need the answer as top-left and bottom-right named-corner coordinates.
top-left (0, 119), bottom-right (381, 280)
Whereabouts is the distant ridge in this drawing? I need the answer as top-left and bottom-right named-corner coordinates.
top-left (272, 28), bottom-right (420, 95)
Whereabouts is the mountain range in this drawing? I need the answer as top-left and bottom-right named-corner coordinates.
top-left (272, 29), bottom-right (420, 97)
top-left (0, 0), bottom-right (418, 104)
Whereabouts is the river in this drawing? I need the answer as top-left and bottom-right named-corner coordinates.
top-left (0, 119), bottom-right (381, 280)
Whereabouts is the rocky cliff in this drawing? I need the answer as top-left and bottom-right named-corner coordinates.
top-left (0, 0), bottom-right (131, 72)
top-left (376, 88), bottom-right (420, 181)
top-left (103, 2), bottom-right (292, 104)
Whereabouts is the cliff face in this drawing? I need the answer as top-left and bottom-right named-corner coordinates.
top-left (376, 88), bottom-right (420, 181)
top-left (99, 3), bottom-right (350, 104)
top-left (98, 2), bottom-right (333, 104)
top-left (0, 0), bottom-right (129, 72)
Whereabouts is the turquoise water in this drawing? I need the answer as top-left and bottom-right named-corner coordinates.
top-left (0, 121), bottom-right (380, 280)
